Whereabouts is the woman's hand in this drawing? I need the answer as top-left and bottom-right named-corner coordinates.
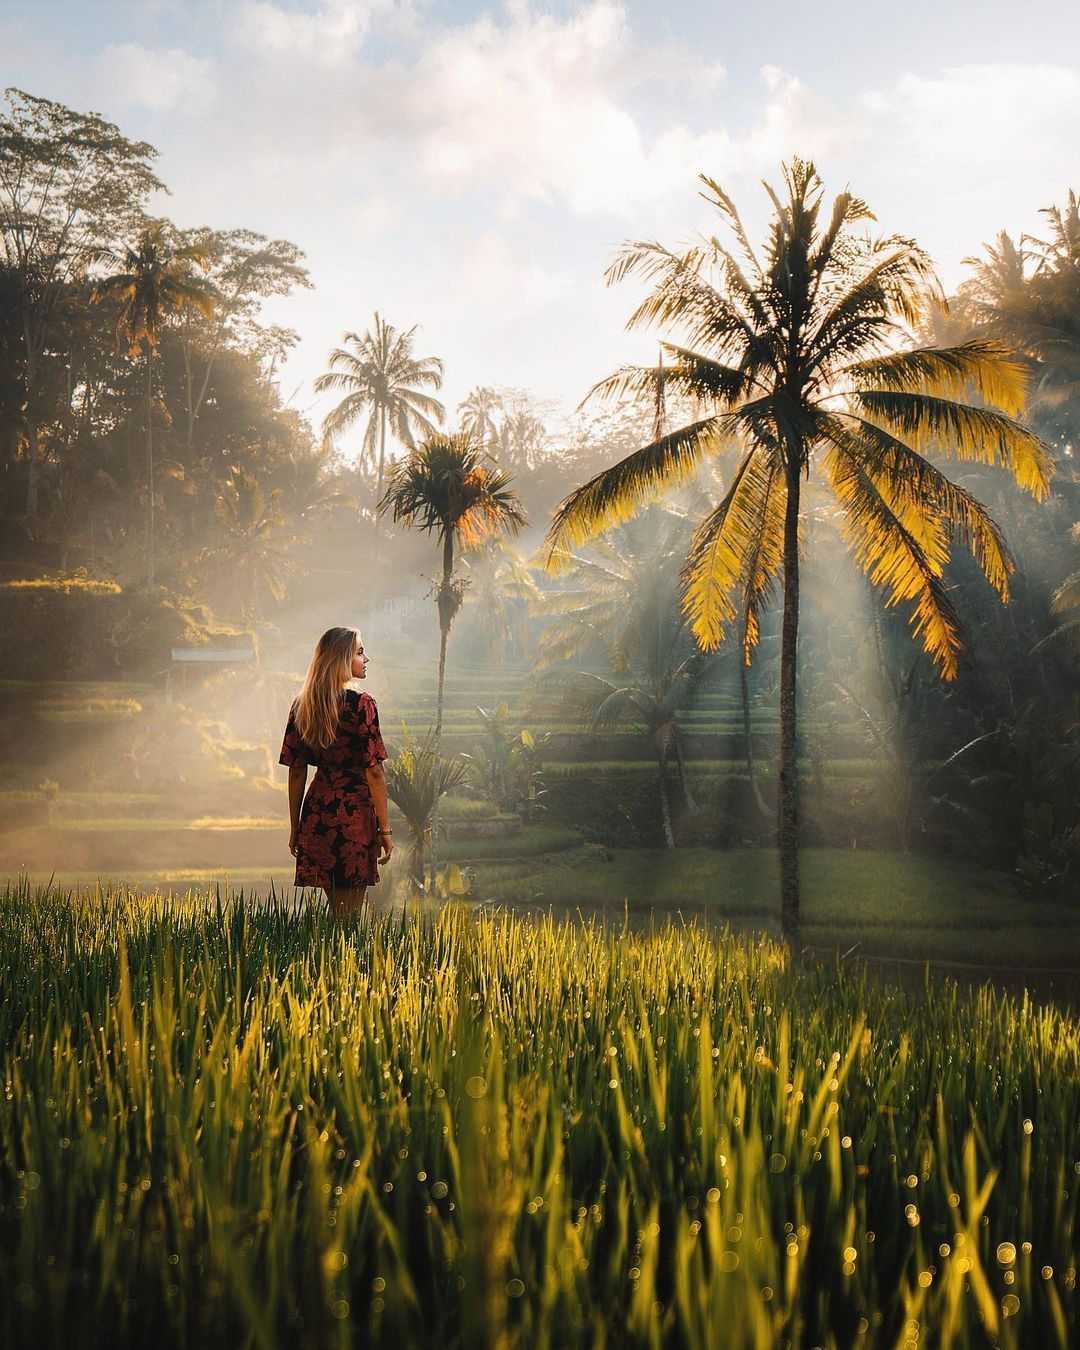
top-left (378, 829), bottom-right (394, 865)
top-left (289, 826), bottom-right (299, 857)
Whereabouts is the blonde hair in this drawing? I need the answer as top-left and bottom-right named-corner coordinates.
top-left (293, 626), bottom-right (359, 749)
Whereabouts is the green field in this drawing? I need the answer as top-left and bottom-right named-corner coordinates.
top-left (9, 844), bottom-right (1073, 970)
top-left (1, 881), bottom-right (1077, 1348)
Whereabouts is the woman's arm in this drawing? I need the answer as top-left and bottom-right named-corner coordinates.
top-left (364, 762), bottom-right (394, 862)
top-left (288, 762), bottom-right (307, 854)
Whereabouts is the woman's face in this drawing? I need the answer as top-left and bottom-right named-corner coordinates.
top-left (350, 638), bottom-right (369, 680)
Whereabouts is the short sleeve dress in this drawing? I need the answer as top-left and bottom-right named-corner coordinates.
top-left (279, 689), bottom-right (389, 890)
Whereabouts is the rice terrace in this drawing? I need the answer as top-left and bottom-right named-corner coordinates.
top-left (2, 3), bottom-right (1080, 1346)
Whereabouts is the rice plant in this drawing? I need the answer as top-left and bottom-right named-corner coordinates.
top-left (1, 877), bottom-right (1077, 1348)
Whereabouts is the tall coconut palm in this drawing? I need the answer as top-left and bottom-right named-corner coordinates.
top-left (91, 222), bottom-right (214, 584)
top-left (315, 313), bottom-right (445, 520)
top-left (380, 432), bottom-right (527, 740)
top-left (544, 159), bottom-right (1053, 945)
top-left (458, 385), bottom-right (503, 447)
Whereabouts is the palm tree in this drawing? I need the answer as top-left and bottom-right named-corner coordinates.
top-left (458, 386), bottom-right (503, 447)
top-left (544, 159), bottom-right (1052, 945)
top-left (91, 222), bottom-right (214, 584)
top-left (380, 432), bottom-right (527, 740)
top-left (955, 192), bottom-right (1080, 438)
top-left (314, 313), bottom-right (444, 520)
top-left (204, 464), bottom-right (290, 625)
top-left (384, 726), bottom-right (470, 887)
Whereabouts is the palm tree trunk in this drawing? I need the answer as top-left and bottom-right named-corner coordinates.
top-left (657, 750), bottom-right (675, 849)
top-left (409, 831), bottom-right (426, 889)
top-left (374, 405), bottom-right (387, 537)
top-left (779, 460), bottom-right (801, 947)
top-left (673, 732), bottom-right (698, 814)
top-left (431, 532), bottom-right (455, 886)
top-left (24, 420), bottom-right (40, 520)
top-left (435, 532), bottom-right (454, 742)
top-left (146, 351), bottom-right (155, 587)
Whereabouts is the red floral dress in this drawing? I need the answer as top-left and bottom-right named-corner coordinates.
top-left (279, 689), bottom-right (389, 890)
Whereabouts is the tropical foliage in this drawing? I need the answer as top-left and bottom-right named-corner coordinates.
top-left (91, 222), bottom-right (216, 584)
top-left (315, 313), bottom-right (445, 514)
top-left (545, 159), bottom-right (1053, 940)
top-left (383, 725), bottom-right (470, 883)
top-left (380, 432), bottom-right (527, 738)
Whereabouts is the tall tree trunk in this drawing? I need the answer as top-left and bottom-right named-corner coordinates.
top-left (435, 531), bottom-right (454, 742)
top-left (673, 731), bottom-right (698, 814)
top-left (374, 406), bottom-right (387, 537)
top-left (23, 320), bottom-right (40, 520)
top-left (183, 341), bottom-right (195, 451)
top-left (24, 420), bottom-right (40, 520)
top-left (146, 351), bottom-right (155, 586)
top-left (779, 460), bottom-right (802, 948)
top-left (657, 750), bottom-right (675, 849)
top-left (409, 829), bottom-right (426, 889)
top-left (430, 531), bottom-right (455, 887)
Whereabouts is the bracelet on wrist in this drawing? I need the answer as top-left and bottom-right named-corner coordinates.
top-left (378, 826), bottom-right (392, 835)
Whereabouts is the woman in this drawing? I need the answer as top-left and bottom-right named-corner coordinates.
top-left (279, 627), bottom-right (394, 918)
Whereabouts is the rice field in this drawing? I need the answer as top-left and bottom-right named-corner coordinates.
top-left (2, 879), bottom-right (1078, 1348)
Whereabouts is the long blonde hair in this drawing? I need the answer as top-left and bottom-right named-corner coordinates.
top-left (293, 626), bottom-right (358, 749)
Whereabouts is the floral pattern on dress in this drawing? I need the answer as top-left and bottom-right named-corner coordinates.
top-left (279, 689), bottom-right (388, 890)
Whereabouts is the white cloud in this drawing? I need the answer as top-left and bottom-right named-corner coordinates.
top-left (48, 7), bottom-right (1080, 426)
top-left (846, 65), bottom-right (1080, 285)
top-left (398, 3), bottom-right (741, 215)
top-left (98, 43), bottom-right (215, 113)
top-left (232, 0), bottom-right (402, 67)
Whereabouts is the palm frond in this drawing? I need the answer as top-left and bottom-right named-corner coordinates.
top-left (808, 190), bottom-right (875, 285)
top-left (850, 390), bottom-right (1053, 499)
top-left (544, 416), bottom-right (728, 566)
top-left (583, 349), bottom-right (751, 410)
top-left (1051, 570), bottom-right (1080, 615)
top-left (736, 463), bottom-right (786, 662)
top-left (698, 175), bottom-right (764, 279)
top-left (823, 412), bottom-right (1013, 599)
top-left (679, 447), bottom-right (777, 651)
top-left (841, 340), bottom-right (1029, 417)
top-left (811, 243), bottom-right (938, 353)
top-left (825, 447), bottom-right (964, 678)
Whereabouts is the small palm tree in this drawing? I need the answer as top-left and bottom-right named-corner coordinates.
top-left (91, 222), bottom-right (215, 584)
top-left (380, 432), bottom-right (527, 739)
top-left (384, 727), bottom-right (470, 886)
top-left (545, 159), bottom-right (1053, 944)
top-left (314, 313), bottom-right (444, 518)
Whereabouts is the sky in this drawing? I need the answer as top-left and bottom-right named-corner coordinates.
top-left (4, 0), bottom-right (1080, 452)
